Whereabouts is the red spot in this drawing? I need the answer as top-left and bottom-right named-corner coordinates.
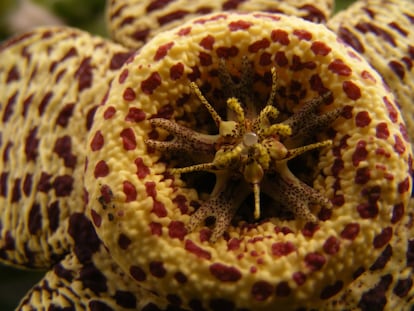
top-left (149, 222), bottom-right (162, 236)
top-left (391, 203), bottom-right (404, 224)
top-left (216, 46), bottom-right (239, 59)
top-left (355, 167), bottom-right (370, 184)
top-left (248, 38), bottom-right (270, 53)
top-left (199, 52), bottom-right (213, 66)
top-left (126, 107), bottom-right (146, 122)
top-left (123, 87), bottom-right (136, 101)
top-left (104, 106), bottom-right (116, 119)
top-left (119, 69), bottom-right (129, 84)
top-left (343, 80), bottom-right (361, 100)
top-left (271, 29), bottom-right (290, 45)
top-left (168, 221), bottom-right (187, 240)
top-left (91, 209), bottom-right (102, 227)
top-left (357, 202), bottom-right (379, 219)
top-left (228, 20), bottom-right (252, 31)
top-left (328, 59), bottom-right (352, 76)
top-left (185, 239), bottom-right (211, 259)
top-left (135, 157), bottom-right (150, 179)
top-left (376, 122), bottom-right (390, 139)
top-left (110, 52), bottom-right (133, 70)
top-left (154, 42), bottom-right (174, 61)
top-left (251, 281), bottom-right (274, 301)
top-left (152, 200), bottom-right (167, 218)
top-left (275, 51), bottom-right (288, 67)
top-left (200, 35), bottom-right (215, 50)
top-left (210, 263), bottom-right (241, 282)
top-left (293, 29), bottom-right (312, 41)
top-left (120, 128), bottom-right (137, 150)
top-left (352, 140), bottom-right (368, 166)
top-left (141, 72), bottom-right (161, 95)
top-left (149, 261), bottom-right (166, 278)
top-left (305, 252), bottom-right (326, 271)
top-left (272, 241), bottom-right (295, 256)
top-left (394, 135), bottom-right (406, 155)
top-left (323, 236), bottom-right (340, 255)
top-left (355, 111), bottom-right (371, 127)
top-left (94, 160), bottom-right (109, 178)
top-left (91, 131), bottom-right (104, 151)
top-left (130, 265), bottom-right (146, 282)
top-left (302, 222), bottom-right (319, 237)
top-left (75, 57), bottom-right (93, 92)
top-left (123, 181), bottom-right (137, 202)
top-left (227, 238), bottom-right (242, 251)
top-left (177, 27), bottom-right (191, 36)
top-left (293, 272), bottom-right (306, 286)
top-left (172, 195), bottom-right (188, 214)
top-left (373, 227), bottom-right (393, 249)
top-left (275, 281), bottom-right (291, 297)
top-left (145, 181), bottom-right (157, 198)
top-left (311, 41), bottom-right (331, 56)
top-left (361, 70), bottom-right (376, 82)
top-left (398, 177), bottom-right (410, 194)
top-left (320, 281), bottom-right (344, 300)
top-left (383, 97), bottom-right (398, 122)
top-left (170, 62), bottom-right (184, 80)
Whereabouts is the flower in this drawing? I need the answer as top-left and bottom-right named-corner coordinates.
top-left (0, 0), bottom-right (413, 310)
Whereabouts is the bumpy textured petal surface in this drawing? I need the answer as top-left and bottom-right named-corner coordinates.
top-left (107, 0), bottom-right (334, 49)
top-left (328, 0), bottom-right (414, 142)
top-left (85, 11), bottom-right (412, 310)
top-left (0, 27), bottom-right (131, 268)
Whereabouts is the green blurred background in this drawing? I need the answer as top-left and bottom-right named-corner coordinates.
top-left (0, 0), bottom-right (355, 310)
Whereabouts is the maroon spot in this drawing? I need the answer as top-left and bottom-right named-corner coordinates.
top-left (271, 29), bottom-right (290, 45)
top-left (199, 52), bottom-right (213, 66)
top-left (90, 131), bottom-right (104, 152)
top-left (305, 252), bottom-right (326, 271)
top-left (23, 174), bottom-right (32, 196)
top-left (210, 263), bottom-right (241, 282)
top-left (293, 29), bottom-right (312, 41)
top-left (292, 272), bottom-right (306, 286)
top-left (170, 63), bottom-right (184, 80)
top-left (358, 274), bottom-right (392, 311)
top-left (7, 65), bottom-right (20, 83)
top-left (200, 35), bottom-right (215, 50)
top-left (145, 181), bottom-right (157, 198)
top-left (54, 136), bottom-right (76, 168)
top-left (228, 20), bottom-right (252, 31)
top-left (141, 72), bottom-right (161, 95)
top-left (114, 290), bottom-right (136, 309)
top-left (75, 57), bottom-right (93, 92)
top-left (2, 91), bottom-right (18, 123)
top-left (146, 0), bottom-right (173, 12)
top-left (172, 195), bottom-right (188, 214)
top-left (154, 42), bottom-right (174, 61)
top-left (56, 103), bottom-right (75, 127)
top-left (222, 0), bottom-right (246, 10)
top-left (104, 106), bottom-right (116, 119)
top-left (28, 203), bottom-right (42, 234)
top-left (37, 172), bottom-right (52, 193)
top-left (355, 111), bottom-right (371, 127)
top-left (310, 41), bottom-right (331, 56)
top-left (275, 51), bottom-right (288, 67)
top-left (168, 221), bottom-right (187, 240)
top-left (158, 10), bottom-right (188, 26)
top-left (38, 91), bottom-right (53, 116)
top-left (383, 96), bottom-right (398, 122)
top-left (149, 222), bottom-right (162, 236)
top-left (94, 160), bottom-right (109, 178)
top-left (132, 29), bottom-right (150, 43)
top-left (376, 122), bottom-right (389, 139)
top-left (120, 128), bottom-right (137, 150)
top-left (398, 177), bottom-right (410, 194)
top-left (323, 236), bottom-right (340, 255)
top-left (341, 223), bottom-right (360, 240)
top-left (21, 93), bottom-right (34, 118)
top-left (320, 281), bottom-right (343, 300)
top-left (119, 68), bottom-right (129, 84)
top-left (394, 135), bottom-right (406, 155)
top-left (209, 299), bottom-right (235, 311)
top-left (259, 52), bottom-right (272, 66)
top-left (187, 65), bottom-right (201, 81)
top-left (343, 80), bottom-right (361, 100)
top-left (355, 167), bottom-right (370, 184)
top-left (393, 278), bottom-right (413, 298)
top-left (3, 231), bottom-right (15, 250)
top-left (216, 46), bottom-right (239, 59)
top-left (272, 241), bottom-right (295, 257)
top-left (123, 87), bottom-right (136, 101)
top-left (130, 265), bottom-right (146, 282)
top-left (356, 22), bottom-right (396, 46)
top-left (110, 52), bottom-right (133, 70)
top-left (361, 70), bottom-right (376, 82)
top-left (301, 222), bottom-right (319, 238)
top-left (328, 59), bottom-right (352, 76)
top-left (86, 106), bottom-right (98, 131)
top-left (177, 27), bottom-right (191, 36)
top-left (352, 140), bottom-right (368, 166)
top-left (388, 21), bottom-right (408, 36)
top-left (100, 185), bottom-right (113, 204)
top-left (125, 107), bottom-right (146, 122)
top-left (152, 200), bottom-right (167, 218)
top-left (275, 281), bottom-right (291, 297)
top-left (248, 38), bottom-right (270, 53)
top-left (149, 261), bottom-right (166, 278)
top-left (391, 203), bottom-right (404, 224)
top-left (331, 159), bottom-right (344, 176)
top-left (389, 60), bottom-right (405, 79)
top-left (357, 201), bottom-right (379, 219)
top-left (370, 245), bottom-right (392, 271)
top-left (251, 281), bottom-right (274, 301)
top-left (373, 227), bottom-right (393, 249)
top-left (135, 157), bottom-right (150, 179)
top-left (185, 239), bottom-right (211, 259)
top-left (53, 175), bottom-right (74, 197)
top-left (118, 233), bottom-right (131, 250)
top-left (123, 181), bottom-right (137, 202)
top-left (227, 238), bottom-right (242, 251)
top-left (290, 55), bottom-right (316, 71)
top-left (91, 209), bottom-right (102, 227)
top-left (174, 272), bottom-right (188, 284)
